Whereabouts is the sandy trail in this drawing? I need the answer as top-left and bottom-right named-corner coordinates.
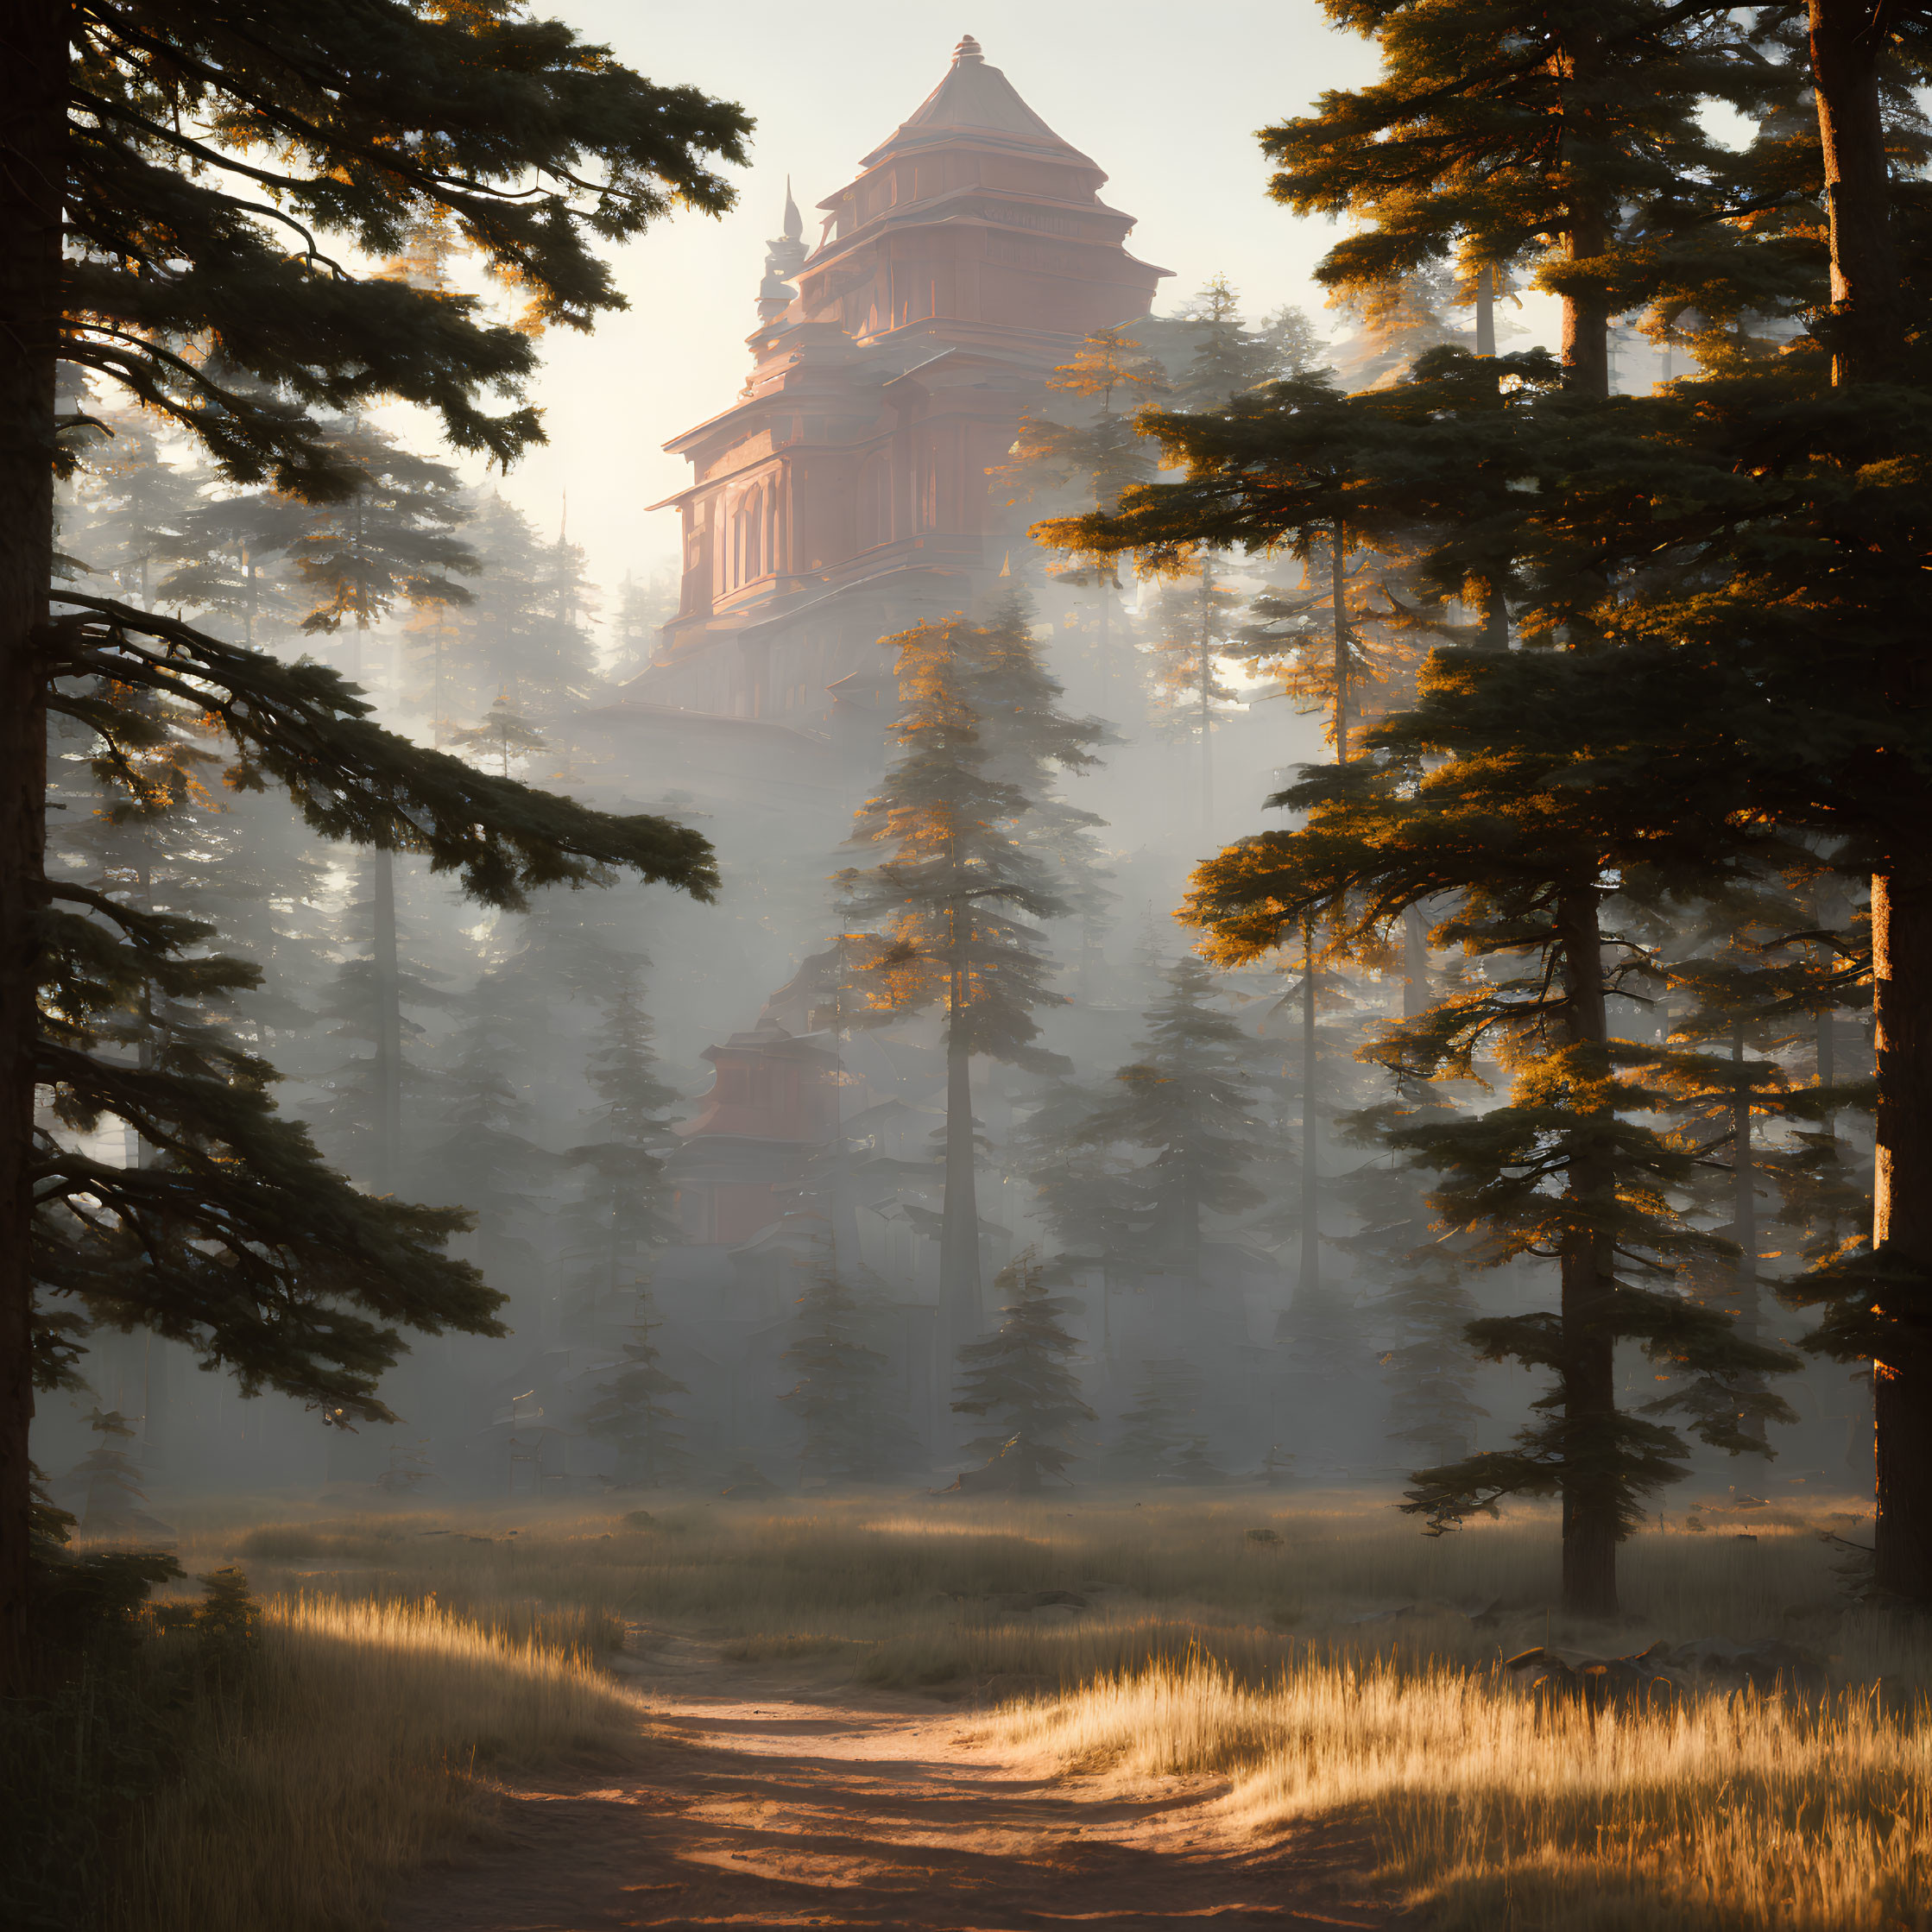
top-left (388, 1632), bottom-right (1397, 1932)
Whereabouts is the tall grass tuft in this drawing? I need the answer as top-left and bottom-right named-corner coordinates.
top-left (110, 1595), bottom-right (647, 1932)
top-left (1000, 1655), bottom-right (1932, 1931)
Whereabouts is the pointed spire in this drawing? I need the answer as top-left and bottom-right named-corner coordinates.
top-left (758, 177), bottom-right (810, 324)
top-left (953, 33), bottom-right (984, 64)
top-left (757, 176), bottom-right (811, 324)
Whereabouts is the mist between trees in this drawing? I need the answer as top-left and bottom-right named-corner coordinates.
top-left (15, 0), bottom-right (1923, 1704)
top-left (35, 260), bottom-right (1880, 1632)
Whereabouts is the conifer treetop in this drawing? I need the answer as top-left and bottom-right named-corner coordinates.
top-left (66, 0), bottom-right (754, 496)
top-left (1263, 0), bottom-right (1818, 336)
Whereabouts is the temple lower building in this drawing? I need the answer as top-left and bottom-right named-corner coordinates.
top-left (618, 34), bottom-right (1168, 729)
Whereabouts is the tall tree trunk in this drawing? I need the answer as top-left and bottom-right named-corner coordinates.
top-left (1872, 870), bottom-right (1932, 1601)
top-left (1402, 906), bottom-right (1430, 1020)
top-left (1556, 887), bottom-right (1621, 1617)
top-left (1330, 521), bottom-right (1350, 761)
top-left (1474, 264), bottom-right (1496, 358)
top-left (1197, 552), bottom-right (1215, 830)
top-left (1550, 123), bottom-right (1622, 1612)
top-left (939, 963), bottom-right (982, 1372)
top-left (1481, 582), bottom-right (1510, 652)
top-left (369, 849), bottom-right (403, 1196)
top-left (0, 0), bottom-right (65, 1687)
top-left (1809, 0), bottom-right (1903, 382)
top-left (1806, 0), bottom-right (1926, 1605)
top-left (1097, 570), bottom-right (1114, 713)
top-left (1732, 1028), bottom-right (1766, 1444)
top-left (1295, 923), bottom-right (1322, 1311)
top-left (1817, 956), bottom-right (1837, 1096)
top-left (1562, 205), bottom-right (1613, 399)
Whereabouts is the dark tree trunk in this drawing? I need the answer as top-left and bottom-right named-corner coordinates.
top-left (1808, 0), bottom-right (1903, 382)
top-left (1402, 905), bottom-right (1430, 1020)
top-left (1732, 1029), bottom-right (1766, 1445)
top-left (1295, 925), bottom-right (1322, 1310)
top-left (1556, 887), bottom-right (1622, 1618)
top-left (939, 969), bottom-right (982, 1360)
top-left (1330, 520), bottom-right (1351, 761)
top-left (1562, 205), bottom-right (1613, 401)
top-left (0, 0), bottom-right (65, 1689)
top-left (1805, 0), bottom-right (1925, 1604)
top-left (370, 849), bottom-right (403, 1196)
top-left (1481, 582), bottom-right (1510, 652)
top-left (1197, 552), bottom-right (1216, 829)
top-left (1474, 264), bottom-right (1496, 358)
top-left (1872, 870), bottom-right (1932, 1603)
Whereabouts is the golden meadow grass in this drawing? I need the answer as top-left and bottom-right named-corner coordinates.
top-left (999, 1655), bottom-right (1932, 1932)
top-left (95, 1484), bottom-right (1927, 1930)
top-left (108, 1595), bottom-right (644, 1932)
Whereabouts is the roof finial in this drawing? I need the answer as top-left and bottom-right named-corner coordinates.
top-left (758, 176), bottom-right (809, 325)
top-left (952, 33), bottom-right (983, 64)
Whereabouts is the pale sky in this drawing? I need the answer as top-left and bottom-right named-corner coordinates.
top-left (432, 1), bottom-right (1561, 623)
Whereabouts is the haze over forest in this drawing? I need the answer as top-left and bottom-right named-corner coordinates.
top-left (7, 3), bottom-right (1927, 1929)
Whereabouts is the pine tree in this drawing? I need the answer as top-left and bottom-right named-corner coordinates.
top-left (64, 410), bottom-right (204, 613)
top-left (1004, 326), bottom-right (1165, 709)
top-left (1031, 0), bottom-right (1859, 1613)
top-left (1080, 959), bottom-right (1273, 1282)
top-left (1329, 266), bottom-right (1464, 393)
top-left (1166, 277), bottom-right (1289, 410)
top-left (439, 493), bottom-right (601, 728)
top-left (1263, 0), bottom-right (1818, 394)
top-left (967, 594), bottom-right (1114, 1001)
top-left (412, 977), bottom-right (561, 1319)
top-left (1109, 1356), bottom-right (1205, 1480)
top-left (65, 1408), bottom-right (172, 1541)
top-left (946, 1257), bottom-right (1095, 1493)
top-left (306, 856), bottom-right (454, 1196)
top-left (554, 965), bottom-right (679, 1338)
top-left (781, 1259), bottom-right (916, 1485)
top-left (373, 1438), bottom-right (439, 1497)
top-left (1142, 565), bottom-right (1243, 828)
top-left (4, 0), bottom-right (746, 1671)
top-left (837, 616), bottom-right (1069, 1359)
top-left (1014, 1078), bottom-right (1132, 1278)
top-left (283, 416), bottom-right (477, 691)
top-left (451, 691), bottom-right (550, 779)
top-left (582, 1299), bottom-right (690, 1488)
top-left (609, 565), bottom-right (679, 684)
top-left (159, 485), bottom-right (312, 651)
top-left (1336, 1097), bottom-right (1487, 1468)
top-left (1185, 693), bottom-right (1806, 1613)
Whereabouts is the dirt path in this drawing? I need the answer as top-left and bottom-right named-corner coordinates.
top-left (387, 1633), bottom-right (1398, 1932)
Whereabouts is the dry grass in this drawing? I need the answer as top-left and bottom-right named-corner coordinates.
top-left (999, 1655), bottom-right (1932, 1931)
top-left (109, 1594), bottom-right (644, 1932)
top-left (170, 1485), bottom-right (1866, 1679)
top-left (100, 1481), bottom-right (1914, 1931)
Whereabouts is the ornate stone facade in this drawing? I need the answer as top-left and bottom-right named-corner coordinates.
top-left (625, 36), bottom-right (1167, 726)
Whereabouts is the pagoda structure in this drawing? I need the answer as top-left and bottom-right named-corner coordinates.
top-left (624, 35), bottom-right (1169, 725)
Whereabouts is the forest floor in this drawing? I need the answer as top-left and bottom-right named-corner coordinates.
top-left (388, 1627), bottom-right (1393, 1932)
top-left (95, 1487), bottom-right (1929, 1932)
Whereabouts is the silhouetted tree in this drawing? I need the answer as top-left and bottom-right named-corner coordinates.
top-left (782, 1261), bottom-right (916, 1485)
top-left (1082, 959), bottom-right (1272, 1281)
top-left (583, 1299), bottom-right (690, 1488)
top-left (1108, 1357), bottom-right (1204, 1480)
top-left (946, 1258), bottom-right (1095, 1493)
top-left (3, 0), bottom-right (744, 1677)
top-left (837, 617), bottom-right (1068, 1358)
